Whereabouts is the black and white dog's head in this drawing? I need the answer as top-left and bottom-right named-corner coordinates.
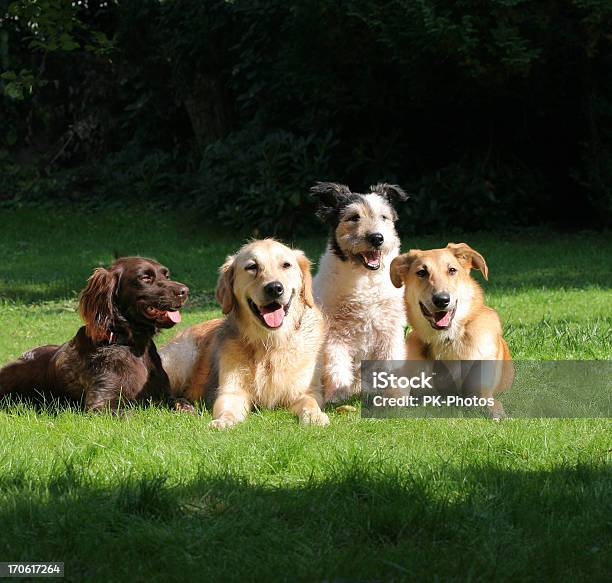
top-left (311, 182), bottom-right (408, 270)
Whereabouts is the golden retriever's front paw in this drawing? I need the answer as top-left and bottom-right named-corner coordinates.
top-left (209, 416), bottom-right (236, 430)
top-left (300, 410), bottom-right (330, 426)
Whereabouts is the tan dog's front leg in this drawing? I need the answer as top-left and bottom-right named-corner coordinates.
top-left (289, 394), bottom-right (330, 426)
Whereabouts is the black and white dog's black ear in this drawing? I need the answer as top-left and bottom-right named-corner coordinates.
top-left (310, 182), bottom-right (353, 222)
top-left (370, 183), bottom-right (409, 201)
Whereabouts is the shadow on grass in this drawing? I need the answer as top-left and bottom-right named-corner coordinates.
top-left (0, 463), bottom-right (608, 582)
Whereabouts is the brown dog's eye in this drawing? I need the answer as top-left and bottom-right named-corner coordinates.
top-left (448, 267), bottom-right (458, 275)
top-left (282, 262), bottom-right (292, 269)
top-left (416, 268), bottom-right (427, 278)
top-left (348, 214), bottom-right (360, 222)
top-left (140, 274), bottom-right (153, 283)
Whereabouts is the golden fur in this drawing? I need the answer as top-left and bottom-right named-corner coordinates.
top-left (161, 239), bottom-right (329, 429)
top-left (390, 243), bottom-right (513, 419)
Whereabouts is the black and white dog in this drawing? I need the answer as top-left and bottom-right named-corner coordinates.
top-left (311, 182), bottom-right (408, 402)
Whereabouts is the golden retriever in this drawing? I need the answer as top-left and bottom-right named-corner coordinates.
top-left (390, 243), bottom-right (513, 419)
top-left (161, 239), bottom-right (329, 429)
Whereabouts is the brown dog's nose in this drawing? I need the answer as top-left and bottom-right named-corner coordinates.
top-left (432, 292), bottom-right (450, 309)
top-left (176, 285), bottom-right (189, 297)
top-left (264, 281), bottom-right (284, 299)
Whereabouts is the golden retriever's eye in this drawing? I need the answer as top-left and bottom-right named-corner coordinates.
top-left (282, 261), bottom-right (292, 269)
top-left (245, 263), bottom-right (258, 273)
top-left (448, 267), bottom-right (458, 275)
top-left (347, 214), bottom-right (360, 222)
top-left (416, 268), bottom-right (428, 278)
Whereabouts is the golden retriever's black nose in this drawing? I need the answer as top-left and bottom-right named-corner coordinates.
top-left (432, 292), bottom-right (451, 309)
top-left (264, 281), bottom-right (284, 299)
top-left (367, 232), bottom-right (384, 247)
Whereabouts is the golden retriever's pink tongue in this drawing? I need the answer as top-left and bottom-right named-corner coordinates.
top-left (435, 311), bottom-right (452, 327)
top-left (261, 305), bottom-right (285, 328)
top-left (166, 310), bottom-right (181, 324)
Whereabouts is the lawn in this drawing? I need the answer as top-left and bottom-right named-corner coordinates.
top-left (0, 206), bottom-right (610, 582)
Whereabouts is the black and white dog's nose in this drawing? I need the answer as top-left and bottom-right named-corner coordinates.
top-left (432, 292), bottom-right (451, 309)
top-left (367, 232), bottom-right (384, 247)
top-left (264, 281), bottom-right (284, 299)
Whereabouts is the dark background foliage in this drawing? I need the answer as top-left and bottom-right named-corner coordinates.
top-left (1, 0), bottom-right (611, 234)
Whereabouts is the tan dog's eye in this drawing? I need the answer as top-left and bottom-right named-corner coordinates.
top-left (416, 268), bottom-right (427, 278)
top-left (347, 214), bottom-right (360, 222)
top-left (382, 215), bottom-right (389, 221)
top-left (282, 262), bottom-right (292, 269)
top-left (245, 263), bottom-right (258, 273)
top-left (448, 267), bottom-right (458, 275)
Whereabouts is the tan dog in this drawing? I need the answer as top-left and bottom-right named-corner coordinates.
top-left (161, 239), bottom-right (329, 429)
top-left (390, 243), bottom-right (513, 419)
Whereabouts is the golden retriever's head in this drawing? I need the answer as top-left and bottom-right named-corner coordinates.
top-left (390, 243), bottom-right (488, 330)
top-left (216, 239), bottom-right (314, 331)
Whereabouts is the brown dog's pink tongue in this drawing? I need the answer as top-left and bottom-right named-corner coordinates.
top-left (166, 310), bottom-right (181, 324)
top-left (435, 311), bottom-right (452, 327)
top-left (260, 304), bottom-right (285, 328)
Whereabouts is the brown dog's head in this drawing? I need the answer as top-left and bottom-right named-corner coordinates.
top-left (390, 243), bottom-right (488, 331)
top-left (215, 239), bottom-right (314, 331)
top-left (79, 257), bottom-right (189, 341)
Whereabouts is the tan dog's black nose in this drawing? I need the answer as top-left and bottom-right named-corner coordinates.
top-left (264, 281), bottom-right (284, 299)
top-left (432, 292), bottom-right (451, 309)
top-left (367, 232), bottom-right (384, 247)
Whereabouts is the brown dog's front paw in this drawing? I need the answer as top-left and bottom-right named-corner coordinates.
top-left (172, 398), bottom-right (196, 414)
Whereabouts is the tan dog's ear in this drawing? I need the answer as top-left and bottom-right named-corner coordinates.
top-left (390, 252), bottom-right (418, 288)
top-left (447, 243), bottom-right (488, 280)
top-left (295, 250), bottom-right (315, 308)
top-left (79, 267), bottom-right (119, 342)
top-left (216, 255), bottom-right (236, 314)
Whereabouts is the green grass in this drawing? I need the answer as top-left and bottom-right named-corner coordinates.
top-left (0, 207), bottom-right (610, 582)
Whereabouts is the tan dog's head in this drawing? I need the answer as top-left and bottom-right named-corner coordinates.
top-left (390, 243), bottom-right (488, 330)
top-left (215, 239), bottom-right (314, 330)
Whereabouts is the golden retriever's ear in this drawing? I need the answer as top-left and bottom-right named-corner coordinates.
top-left (79, 267), bottom-right (119, 342)
top-left (447, 243), bottom-right (488, 280)
top-left (295, 250), bottom-right (315, 308)
top-left (216, 255), bottom-right (236, 315)
top-left (390, 252), bottom-right (418, 288)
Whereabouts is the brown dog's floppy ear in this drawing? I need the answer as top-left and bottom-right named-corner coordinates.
top-left (447, 243), bottom-right (489, 280)
top-left (216, 255), bottom-right (236, 315)
top-left (79, 267), bottom-right (118, 342)
top-left (295, 250), bottom-right (315, 308)
top-left (390, 252), bottom-right (418, 288)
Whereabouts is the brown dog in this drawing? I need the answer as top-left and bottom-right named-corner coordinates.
top-left (0, 257), bottom-right (193, 412)
top-left (161, 239), bottom-right (329, 429)
top-left (390, 243), bottom-right (513, 419)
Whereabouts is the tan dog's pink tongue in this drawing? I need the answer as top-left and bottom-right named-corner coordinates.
top-left (166, 310), bottom-right (181, 324)
top-left (261, 305), bottom-right (285, 328)
top-left (435, 311), bottom-right (452, 327)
